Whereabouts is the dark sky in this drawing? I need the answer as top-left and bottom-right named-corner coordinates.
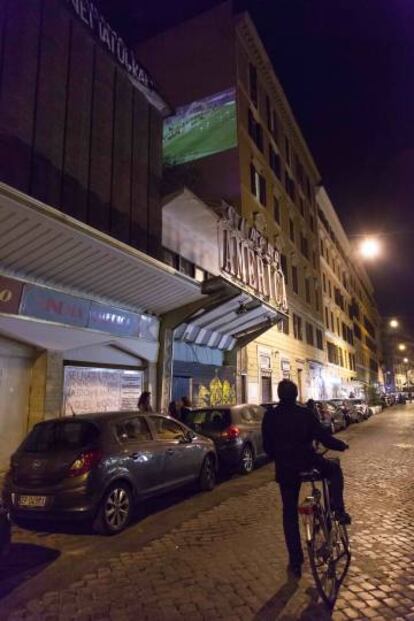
top-left (100, 0), bottom-right (414, 326)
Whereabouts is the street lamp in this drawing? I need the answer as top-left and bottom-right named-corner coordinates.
top-left (403, 357), bottom-right (409, 364)
top-left (359, 237), bottom-right (382, 260)
top-left (389, 319), bottom-right (399, 329)
top-left (398, 343), bottom-right (407, 352)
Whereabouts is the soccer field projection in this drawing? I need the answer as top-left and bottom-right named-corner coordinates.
top-left (163, 88), bottom-right (237, 165)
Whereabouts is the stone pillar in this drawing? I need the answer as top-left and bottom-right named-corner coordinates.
top-left (28, 351), bottom-right (64, 429)
top-left (157, 325), bottom-right (174, 413)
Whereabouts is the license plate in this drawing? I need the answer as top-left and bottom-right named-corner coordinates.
top-left (18, 495), bottom-right (47, 508)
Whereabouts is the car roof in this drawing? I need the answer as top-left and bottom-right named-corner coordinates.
top-left (33, 411), bottom-right (166, 425)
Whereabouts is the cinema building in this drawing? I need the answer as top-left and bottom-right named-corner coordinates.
top-left (139, 1), bottom-right (327, 403)
top-left (0, 0), bottom-right (289, 469)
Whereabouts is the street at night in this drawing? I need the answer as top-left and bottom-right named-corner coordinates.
top-left (1, 406), bottom-right (413, 621)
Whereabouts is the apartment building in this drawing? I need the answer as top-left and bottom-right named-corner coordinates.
top-left (138, 1), bottom-right (326, 403)
top-left (317, 188), bottom-right (382, 398)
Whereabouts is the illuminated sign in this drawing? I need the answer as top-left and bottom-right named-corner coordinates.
top-left (219, 206), bottom-right (288, 313)
top-left (163, 88), bottom-right (237, 165)
top-left (19, 284), bottom-right (159, 340)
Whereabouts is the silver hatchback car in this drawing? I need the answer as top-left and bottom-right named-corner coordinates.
top-left (3, 412), bottom-right (217, 535)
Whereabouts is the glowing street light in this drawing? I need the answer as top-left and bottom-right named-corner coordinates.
top-left (359, 237), bottom-right (382, 260)
top-left (403, 357), bottom-right (409, 364)
top-left (398, 343), bottom-right (407, 351)
top-left (389, 319), bottom-right (399, 329)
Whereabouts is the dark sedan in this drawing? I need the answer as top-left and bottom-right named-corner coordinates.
top-left (184, 404), bottom-right (266, 475)
top-left (3, 412), bottom-right (216, 535)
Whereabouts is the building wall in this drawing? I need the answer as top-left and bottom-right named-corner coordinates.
top-left (0, 0), bottom-right (163, 258)
top-left (234, 15), bottom-right (326, 402)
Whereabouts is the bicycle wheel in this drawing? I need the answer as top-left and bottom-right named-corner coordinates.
top-left (306, 506), bottom-right (338, 609)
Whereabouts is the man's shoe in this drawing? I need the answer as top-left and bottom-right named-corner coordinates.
top-left (335, 510), bottom-right (352, 525)
top-left (287, 563), bottom-right (302, 579)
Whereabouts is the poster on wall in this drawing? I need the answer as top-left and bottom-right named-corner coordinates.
top-left (63, 366), bottom-right (143, 416)
top-left (163, 87), bottom-right (237, 165)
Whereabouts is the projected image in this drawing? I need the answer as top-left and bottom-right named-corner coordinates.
top-left (163, 88), bottom-right (237, 165)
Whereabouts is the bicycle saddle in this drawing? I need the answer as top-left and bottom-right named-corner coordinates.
top-left (299, 468), bottom-right (322, 482)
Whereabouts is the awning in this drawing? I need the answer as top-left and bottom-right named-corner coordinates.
top-left (173, 278), bottom-right (281, 351)
top-left (0, 183), bottom-right (204, 317)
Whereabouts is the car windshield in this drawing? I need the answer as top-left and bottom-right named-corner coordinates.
top-left (185, 409), bottom-right (231, 432)
top-left (23, 420), bottom-right (100, 453)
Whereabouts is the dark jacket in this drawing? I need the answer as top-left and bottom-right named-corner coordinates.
top-left (262, 401), bottom-right (347, 483)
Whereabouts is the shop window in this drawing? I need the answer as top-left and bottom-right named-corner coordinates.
top-left (115, 417), bottom-right (152, 443)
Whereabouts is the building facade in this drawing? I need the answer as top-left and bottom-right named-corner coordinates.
top-left (317, 188), bottom-right (382, 398)
top-left (138, 2), bottom-right (326, 403)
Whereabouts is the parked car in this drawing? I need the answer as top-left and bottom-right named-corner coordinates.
top-left (3, 412), bottom-right (217, 535)
top-left (329, 399), bottom-right (362, 426)
top-left (346, 398), bottom-right (371, 419)
top-left (184, 404), bottom-right (266, 475)
top-left (315, 401), bottom-right (335, 434)
top-left (328, 405), bottom-right (348, 432)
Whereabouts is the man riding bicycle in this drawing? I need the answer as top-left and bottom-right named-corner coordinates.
top-left (262, 379), bottom-right (350, 578)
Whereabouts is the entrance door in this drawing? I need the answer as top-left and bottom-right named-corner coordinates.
top-left (261, 376), bottom-right (272, 403)
top-left (0, 354), bottom-right (32, 470)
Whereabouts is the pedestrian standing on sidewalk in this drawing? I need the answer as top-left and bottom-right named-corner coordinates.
top-left (262, 379), bottom-right (350, 579)
top-left (138, 391), bottom-right (153, 413)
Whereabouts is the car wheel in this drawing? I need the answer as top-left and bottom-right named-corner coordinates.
top-left (199, 454), bottom-right (216, 491)
top-left (240, 444), bottom-right (254, 475)
top-left (94, 482), bottom-right (133, 535)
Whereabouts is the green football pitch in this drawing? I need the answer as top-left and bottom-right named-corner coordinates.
top-left (163, 103), bottom-right (237, 165)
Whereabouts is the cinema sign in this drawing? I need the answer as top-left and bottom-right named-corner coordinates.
top-left (219, 206), bottom-right (288, 313)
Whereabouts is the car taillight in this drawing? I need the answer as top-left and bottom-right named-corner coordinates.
top-left (222, 425), bottom-right (240, 440)
top-left (67, 449), bottom-right (103, 478)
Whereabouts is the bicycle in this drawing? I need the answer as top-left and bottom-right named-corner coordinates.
top-left (298, 453), bottom-right (351, 609)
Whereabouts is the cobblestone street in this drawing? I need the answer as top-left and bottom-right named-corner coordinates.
top-left (2, 405), bottom-right (414, 621)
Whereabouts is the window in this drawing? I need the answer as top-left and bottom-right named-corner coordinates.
top-left (328, 280), bottom-right (332, 298)
top-left (249, 63), bottom-right (258, 106)
top-left (315, 289), bottom-right (320, 312)
top-left (293, 314), bottom-right (303, 340)
top-left (353, 322), bottom-right (362, 340)
top-left (323, 273), bottom-right (326, 293)
top-left (327, 341), bottom-right (338, 365)
top-left (330, 311), bottom-right (334, 331)
top-left (24, 421), bottom-right (99, 453)
top-left (248, 109), bottom-right (263, 151)
top-left (179, 256), bottom-right (195, 278)
top-left (325, 307), bottom-right (330, 329)
top-left (338, 348), bottom-right (344, 368)
top-left (337, 317), bottom-right (340, 335)
top-left (310, 214), bottom-right (315, 232)
top-left (301, 234), bottom-right (309, 259)
top-left (285, 135), bottom-right (292, 167)
top-left (312, 250), bottom-right (317, 268)
top-left (306, 322), bottom-right (314, 346)
top-left (163, 248), bottom-right (179, 269)
top-left (289, 219), bottom-right (295, 242)
top-left (342, 322), bottom-right (347, 342)
top-left (116, 417), bottom-right (152, 443)
top-left (185, 409), bottom-right (231, 433)
top-left (280, 254), bottom-right (288, 285)
top-left (269, 146), bottom-right (281, 178)
top-left (320, 239), bottom-right (324, 258)
top-left (285, 175), bottom-right (296, 201)
top-left (152, 417), bottom-right (187, 441)
top-left (273, 196), bottom-right (280, 224)
top-left (250, 163), bottom-right (266, 206)
top-left (305, 278), bottom-right (311, 304)
top-left (316, 329), bottom-right (324, 350)
top-left (280, 314), bottom-right (289, 335)
top-left (292, 265), bottom-right (299, 293)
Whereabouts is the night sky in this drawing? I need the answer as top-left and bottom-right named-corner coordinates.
top-left (101, 0), bottom-right (414, 328)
